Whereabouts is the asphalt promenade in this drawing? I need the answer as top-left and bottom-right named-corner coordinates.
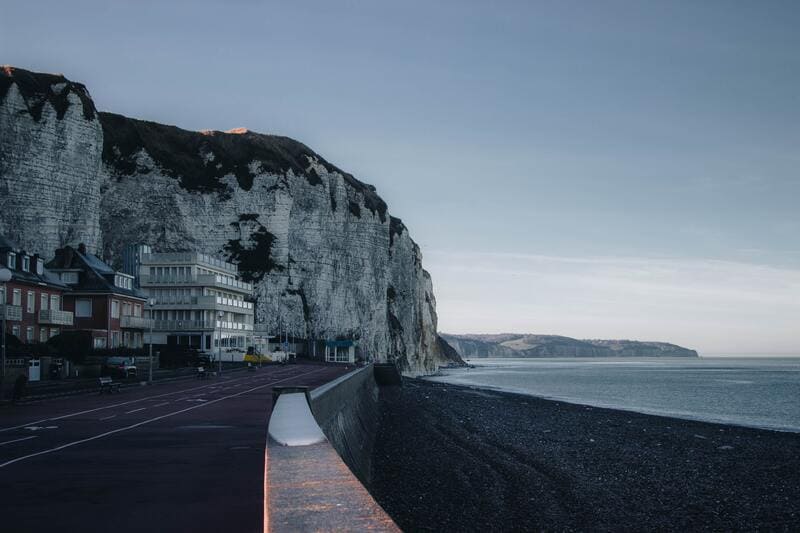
top-left (0, 362), bottom-right (350, 533)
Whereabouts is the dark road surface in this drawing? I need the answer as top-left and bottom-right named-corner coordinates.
top-left (0, 363), bottom-right (351, 533)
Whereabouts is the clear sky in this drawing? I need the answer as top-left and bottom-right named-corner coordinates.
top-left (2, 1), bottom-right (798, 354)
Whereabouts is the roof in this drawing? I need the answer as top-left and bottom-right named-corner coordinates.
top-left (325, 340), bottom-right (356, 348)
top-left (45, 245), bottom-right (146, 300)
top-left (0, 234), bottom-right (70, 290)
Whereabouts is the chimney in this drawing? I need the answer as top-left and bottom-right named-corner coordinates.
top-left (63, 246), bottom-right (74, 268)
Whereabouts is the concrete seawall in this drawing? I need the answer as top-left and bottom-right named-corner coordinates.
top-left (265, 364), bottom-right (400, 532)
top-left (309, 365), bottom-right (381, 485)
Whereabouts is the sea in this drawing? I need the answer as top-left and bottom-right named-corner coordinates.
top-left (426, 357), bottom-right (800, 432)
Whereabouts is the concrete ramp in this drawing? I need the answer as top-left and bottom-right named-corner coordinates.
top-left (265, 370), bottom-right (399, 532)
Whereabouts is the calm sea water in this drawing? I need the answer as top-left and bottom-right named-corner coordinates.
top-left (427, 357), bottom-right (800, 432)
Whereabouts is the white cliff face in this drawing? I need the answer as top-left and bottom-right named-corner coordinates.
top-left (0, 67), bottom-right (447, 375)
top-left (0, 71), bottom-right (103, 254)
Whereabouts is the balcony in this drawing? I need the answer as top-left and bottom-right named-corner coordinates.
top-left (38, 309), bottom-right (74, 326)
top-left (149, 295), bottom-right (254, 314)
top-left (152, 320), bottom-right (214, 332)
top-left (141, 252), bottom-right (238, 274)
top-left (139, 274), bottom-right (253, 293)
top-left (151, 320), bottom-right (254, 332)
top-left (0, 304), bottom-right (22, 321)
top-left (120, 315), bottom-right (154, 329)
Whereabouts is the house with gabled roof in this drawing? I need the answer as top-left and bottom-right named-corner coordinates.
top-left (46, 243), bottom-right (149, 350)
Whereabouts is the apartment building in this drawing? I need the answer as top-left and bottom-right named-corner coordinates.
top-left (138, 251), bottom-right (255, 357)
top-left (0, 235), bottom-right (73, 345)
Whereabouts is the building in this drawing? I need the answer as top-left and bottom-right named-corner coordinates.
top-left (137, 251), bottom-right (255, 358)
top-left (0, 235), bottom-right (73, 346)
top-left (324, 340), bottom-right (356, 363)
top-left (46, 244), bottom-right (149, 349)
top-left (120, 244), bottom-right (152, 287)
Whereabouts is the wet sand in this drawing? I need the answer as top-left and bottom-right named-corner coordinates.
top-left (371, 379), bottom-right (800, 532)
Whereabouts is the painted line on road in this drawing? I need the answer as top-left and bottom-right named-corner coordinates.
top-left (0, 368), bottom-right (326, 469)
top-left (99, 415), bottom-right (116, 421)
top-left (125, 408), bottom-right (147, 414)
top-left (0, 436), bottom-right (39, 446)
top-left (0, 367), bottom-right (300, 433)
top-left (152, 402), bottom-right (170, 408)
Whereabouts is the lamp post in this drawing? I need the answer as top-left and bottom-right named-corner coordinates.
top-left (0, 268), bottom-right (11, 398)
top-left (148, 297), bottom-right (155, 385)
top-left (217, 310), bottom-right (224, 375)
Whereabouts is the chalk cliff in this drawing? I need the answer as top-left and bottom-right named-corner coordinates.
top-left (0, 66), bottom-right (452, 375)
top-left (441, 333), bottom-right (699, 358)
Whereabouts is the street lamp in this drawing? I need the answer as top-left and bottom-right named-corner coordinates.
top-left (0, 268), bottom-right (11, 397)
top-left (217, 310), bottom-right (224, 375)
top-left (147, 297), bottom-right (155, 384)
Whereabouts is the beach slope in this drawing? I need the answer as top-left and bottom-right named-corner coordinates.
top-left (371, 380), bottom-right (800, 531)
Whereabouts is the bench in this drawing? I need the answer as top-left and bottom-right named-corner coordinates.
top-left (196, 367), bottom-right (209, 380)
top-left (99, 376), bottom-right (121, 394)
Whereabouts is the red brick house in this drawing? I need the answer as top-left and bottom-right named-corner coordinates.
top-left (0, 235), bottom-right (73, 345)
top-left (46, 244), bottom-right (149, 349)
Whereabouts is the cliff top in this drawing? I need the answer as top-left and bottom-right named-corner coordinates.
top-left (0, 66), bottom-right (96, 120)
top-left (100, 112), bottom-right (388, 220)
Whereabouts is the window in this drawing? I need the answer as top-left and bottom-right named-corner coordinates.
top-left (122, 302), bottom-right (132, 317)
top-left (27, 291), bottom-right (35, 313)
top-left (22, 256), bottom-right (30, 272)
top-left (93, 337), bottom-right (106, 349)
top-left (26, 326), bottom-right (34, 343)
top-left (0, 286), bottom-right (4, 304)
top-left (11, 325), bottom-right (20, 339)
top-left (111, 331), bottom-right (120, 348)
top-left (36, 259), bottom-right (43, 275)
top-left (40, 293), bottom-right (48, 311)
top-left (75, 299), bottom-right (92, 318)
top-left (39, 328), bottom-right (48, 343)
top-left (123, 331), bottom-right (131, 347)
top-left (111, 300), bottom-right (120, 319)
top-left (50, 294), bottom-right (60, 311)
top-left (12, 289), bottom-right (21, 306)
top-left (50, 328), bottom-right (59, 338)
top-left (134, 304), bottom-right (142, 317)
top-left (7, 252), bottom-right (15, 270)
top-left (133, 332), bottom-right (142, 348)
top-left (60, 272), bottom-right (78, 284)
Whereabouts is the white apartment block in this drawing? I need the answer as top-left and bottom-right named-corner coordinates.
top-left (138, 252), bottom-right (255, 356)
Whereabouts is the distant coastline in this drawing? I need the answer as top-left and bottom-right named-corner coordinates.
top-left (441, 333), bottom-right (698, 358)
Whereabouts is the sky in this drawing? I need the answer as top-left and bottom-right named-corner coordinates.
top-left (2, 0), bottom-right (798, 354)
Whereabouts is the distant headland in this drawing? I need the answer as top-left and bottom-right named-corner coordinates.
top-left (440, 333), bottom-right (699, 358)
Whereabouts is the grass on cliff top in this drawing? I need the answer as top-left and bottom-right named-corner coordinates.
top-left (99, 112), bottom-right (388, 221)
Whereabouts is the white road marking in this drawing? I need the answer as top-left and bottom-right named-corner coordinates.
top-left (0, 368), bottom-right (298, 433)
top-left (0, 368), bottom-right (325, 469)
top-left (152, 402), bottom-right (170, 408)
top-left (99, 415), bottom-right (117, 421)
top-left (125, 408), bottom-right (147, 414)
top-left (24, 426), bottom-right (58, 431)
top-left (0, 436), bottom-right (38, 446)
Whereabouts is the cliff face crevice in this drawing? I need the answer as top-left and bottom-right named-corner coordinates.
top-left (0, 66), bottom-right (453, 375)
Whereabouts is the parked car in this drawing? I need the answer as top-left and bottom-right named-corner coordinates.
top-left (104, 356), bottom-right (137, 379)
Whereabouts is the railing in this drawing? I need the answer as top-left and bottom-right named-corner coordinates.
top-left (151, 320), bottom-right (254, 332)
top-left (140, 252), bottom-right (238, 273)
top-left (0, 304), bottom-right (23, 321)
top-left (153, 320), bottom-right (214, 331)
top-left (139, 274), bottom-right (253, 293)
top-left (148, 295), bottom-right (254, 313)
top-left (38, 309), bottom-right (74, 326)
top-left (120, 315), bottom-right (153, 329)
